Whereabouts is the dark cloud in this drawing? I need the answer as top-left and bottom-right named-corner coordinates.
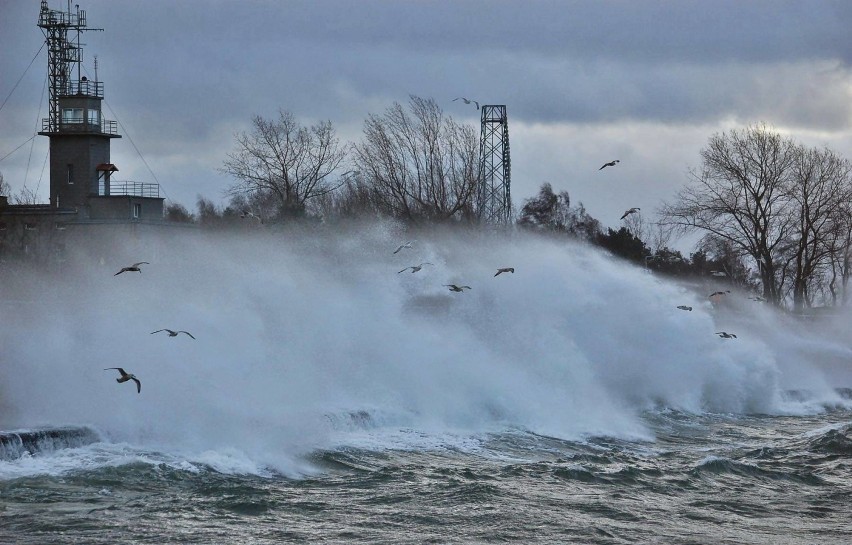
top-left (95, 0), bottom-right (848, 65)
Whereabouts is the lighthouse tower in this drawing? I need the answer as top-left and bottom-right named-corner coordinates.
top-left (0, 1), bottom-right (167, 264)
top-left (36, 0), bottom-right (161, 221)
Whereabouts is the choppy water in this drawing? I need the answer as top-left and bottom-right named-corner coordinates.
top-left (1, 226), bottom-right (851, 543)
top-left (1, 403), bottom-right (850, 544)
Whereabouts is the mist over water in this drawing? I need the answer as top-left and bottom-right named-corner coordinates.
top-left (1, 223), bottom-right (850, 476)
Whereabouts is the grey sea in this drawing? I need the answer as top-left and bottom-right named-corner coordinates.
top-left (1, 398), bottom-right (850, 544)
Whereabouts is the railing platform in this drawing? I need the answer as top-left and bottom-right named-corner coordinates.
top-left (92, 181), bottom-right (160, 198)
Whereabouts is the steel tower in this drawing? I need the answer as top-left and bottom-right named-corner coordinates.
top-left (37, 0), bottom-right (102, 134)
top-left (477, 105), bottom-right (511, 225)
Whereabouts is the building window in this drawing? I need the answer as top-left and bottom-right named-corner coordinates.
top-left (67, 164), bottom-right (74, 184)
top-left (87, 109), bottom-right (100, 126)
top-left (61, 108), bottom-right (83, 124)
top-left (133, 203), bottom-right (142, 219)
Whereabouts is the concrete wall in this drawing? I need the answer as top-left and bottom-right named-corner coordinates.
top-left (88, 196), bottom-right (164, 221)
top-left (49, 135), bottom-right (112, 211)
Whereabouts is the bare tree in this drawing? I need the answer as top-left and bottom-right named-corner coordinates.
top-left (164, 202), bottom-right (195, 223)
top-left (221, 110), bottom-right (347, 219)
top-left (0, 173), bottom-right (41, 205)
top-left (353, 96), bottom-right (479, 223)
top-left (659, 124), bottom-right (798, 305)
top-left (832, 224), bottom-right (852, 306)
top-left (698, 235), bottom-right (754, 288)
top-left (13, 186), bottom-right (40, 205)
top-left (784, 146), bottom-right (852, 311)
top-left (311, 171), bottom-right (378, 222)
top-left (517, 182), bottom-right (571, 231)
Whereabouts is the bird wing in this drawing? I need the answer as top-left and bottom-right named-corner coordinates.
top-left (131, 377), bottom-right (141, 393)
top-left (462, 286), bottom-right (472, 289)
top-left (151, 330), bottom-right (166, 334)
top-left (179, 331), bottom-right (196, 339)
top-left (104, 367), bottom-right (126, 374)
top-left (474, 101), bottom-right (480, 109)
top-left (393, 245), bottom-right (403, 254)
top-left (599, 164), bottom-right (607, 170)
top-left (398, 267), bottom-right (410, 273)
top-left (114, 269), bottom-right (127, 276)
top-left (494, 271), bottom-right (501, 276)
top-left (620, 212), bottom-right (629, 219)
top-left (132, 262), bottom-right (149, 267)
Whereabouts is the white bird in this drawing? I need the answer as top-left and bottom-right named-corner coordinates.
top-left (444, 284), bottom-right (472, 292)
top-left (104, 367), bottom-right (141, 393)
top-left (716, 331), bottom-right (737, 339)
top-left (709, 290), bottom-right (731, 298)
top-left (114, 262), bottom-right (149, 276)
top-left (620, 207), bottom-right (640, 220)
top-left (599, 160), bottom-right (620, 170)
top-left (677, 305), bottom-right (693, 311)
top-left (151, 329), bottom-right (196, 339)
top-left (241, 210), bottom-right (262, 222)
top-left (453, 97), bottom-right (480, 109)
top-left (398, 262), bottom-right (433, 274)
top-left (393, 241), bottom-right (414, 254)
top-left (749, 295), bottom-right (766, 302)
top-left (494, 267), bottom-right (515, 277)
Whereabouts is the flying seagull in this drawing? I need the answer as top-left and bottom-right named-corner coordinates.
top-left (104, 367), bottom-right (141, 393)
top-left (393, 241), bottom-right (414, 254)
top-left (677, 305), bottom-right (693, 311)
top-left (709, 290), bottom-right (731, 298)
top-left (453, 97), bottom-right (480, 109)
top-left (151, 329), bottom-right (196, 339)
top-left (444, 284), bottom-right (472, 292)
top-left (599, 160), bottom-right (620, 170)
top-left (494, 267), bottom-right (515, 277)
top-left (114, 262), bottom-right (149, 276)
top-left (398, 262), bottom-right (433, 274)
top-left (620, 207), bottom-right (640, 220)
top-left (716, 331), bottom-right (737, 339)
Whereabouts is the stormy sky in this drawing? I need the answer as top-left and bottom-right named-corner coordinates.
top-left (1, 0), bottom-right (850, 235)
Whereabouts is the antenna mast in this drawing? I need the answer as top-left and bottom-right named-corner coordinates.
top-left (38, 0), bottom-right (102, 133)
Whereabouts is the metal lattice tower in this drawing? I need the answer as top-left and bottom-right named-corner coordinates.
top-left (477, 105), bottom-right (512, 225)
top-left (38, 0), bottom-right (101, 133)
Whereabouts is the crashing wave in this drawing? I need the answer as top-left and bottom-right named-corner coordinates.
top-left (0, 426), bottom-right (100, 461)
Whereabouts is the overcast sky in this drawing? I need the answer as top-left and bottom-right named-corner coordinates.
top-left (1, 0), bottom-right (850, 239)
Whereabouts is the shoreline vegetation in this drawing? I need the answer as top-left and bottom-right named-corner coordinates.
top-left (3, 98), bottom-right (851, 314)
